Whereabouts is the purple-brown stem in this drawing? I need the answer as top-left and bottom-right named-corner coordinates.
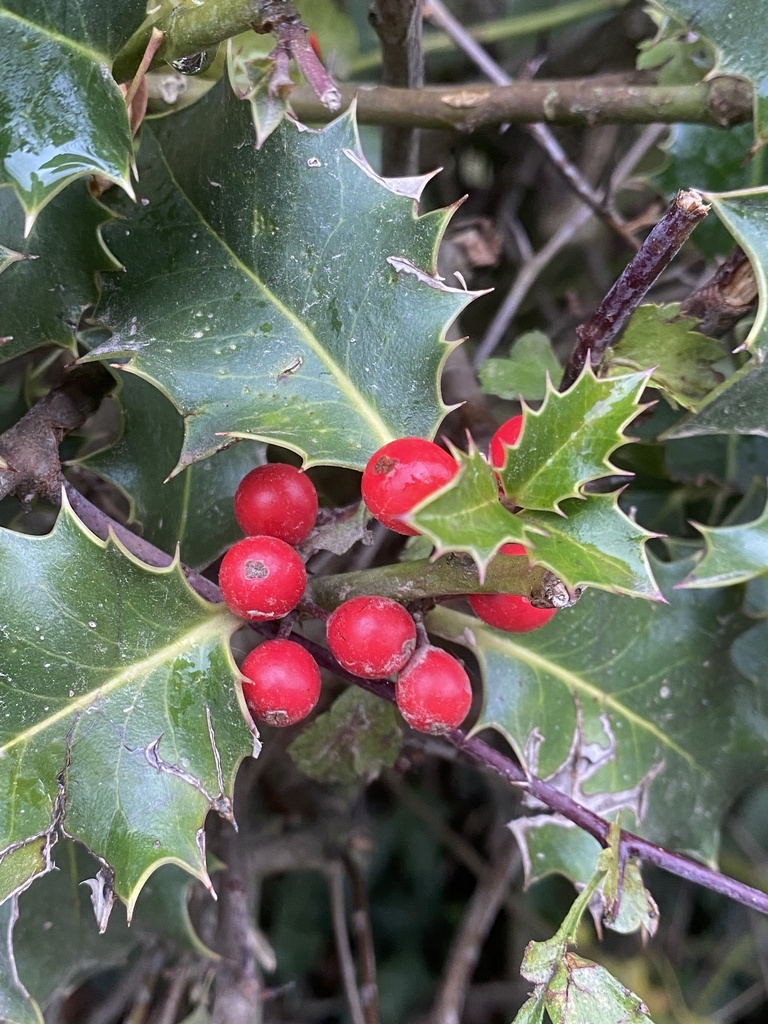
top-left (561, 189), bottom-right (711, 390)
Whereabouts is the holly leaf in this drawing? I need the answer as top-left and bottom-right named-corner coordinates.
top-left (1, 842), bottom-right (212, 1018)
top-left (426, 560), bottom-right (761, 881)
top-left (680, 491), bottom-right (768, 587)
top-left (289, 687), bottom-right (401, 786)
top-left (0, 0), bottom-right (144, 226)
top-left (77, 373), bottom-right (266, 570)
top-left (0, 498), bottom-right (256, 910)
top-left (407, 445), bottom-right (529, 571)
top-left (0, 184), bottom-right (119, 364)
top-left (478, 330), bottom-right (563, 401)
top-left (87, 80), bottom-right (473, 472)
top-left (514, 868), bottom-right (656, 1024)
top-left (0, 900), bottom-right (40, 1024)
top-left (410, 451), bottom-right (660, 598)
top-left (605, 304), bottom-right (724, 411)
top-left (520, 497), bottom-right (661, 600)
top-left (656, 0), bottom-right (768, 149)
top-left (496, 366), bottom-right (649, 513)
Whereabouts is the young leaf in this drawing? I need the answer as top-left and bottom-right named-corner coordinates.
top-left (497, 366), bottom-right (649, 513)
top-left (0, 184), bottom-right (119, 364)
top-left (657, 0), bottom-right (768, 149)
top-left (519, 496), bottom-right (661, 600)
top-left (605, 304), bottom-right (724, 410)
top-left (407, 446), bottom-right (528, 571)
top-left (0, 0), bottom-right (144, 225)
top-left (77, 373), bottom-right (267, 570)
top-left (410, 450), bottom-right (659, 598)
top-left (478, 330), bottom-right (563, 400)
top-left (0, 499), bottom-right (255, 910)
top-left (87, 79), bottom-right (474, 472)
top-left (426, 562), bottom-right (762, 882)
top-left (681, 492), bottom-right (768, 587)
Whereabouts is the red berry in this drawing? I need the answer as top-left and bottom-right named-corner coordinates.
top-left (234, 464), bottom-right (318, 545)
top-left (468, 542), bottom-right (556, 632)
top-left (327, 596), bottom-right (416, 678)
top-left (219, 536), bottom-right (306, 621)
top-left (241, 639), bottom-right (321, 727)
top-left (489, 414), bottom-right (524, 470)
top-left (396, 646), bottom-right (472, 734)
top-left (361, 437), bottom-right (459, 535)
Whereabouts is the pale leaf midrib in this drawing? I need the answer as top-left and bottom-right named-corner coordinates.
top-left (1, 616), bottom-right (228, 755)
top-left (478, 631), bottom-right (702, 772)
top-left (152, 132), bottom-right (396, 448)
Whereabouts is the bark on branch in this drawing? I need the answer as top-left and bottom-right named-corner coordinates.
top-left (290, 75), bottom-right (752, 130)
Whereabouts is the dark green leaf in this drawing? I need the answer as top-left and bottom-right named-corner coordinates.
top-left (426, 561), bottom-right (761, 882)
top-left (657, 0), bottom-right (768, 147)
top-left (77, 373), bottom-right (266, 570)
top-left (606, 304), bottom-right (724, 410)
top-left (4, 842), bottom-right (212, 1014)
top-left (497, 367), bottom-right (648, 512)
top-left (652, 125), bottom-right (759, 256)
top-left (0, 184), bottom-right (118, 363)
top-left (478, 331), bottom-right (563, 400)
top-left (0, 900), bottom-right (41, 1024)
top-left (289, 688), bottom-right (401, 786)
top-left (0, 500), bottom-right (255, 908)
top-left (88, 81), bottom-right (472, 471)
top-left (0, 0), bottom-right (145, 222)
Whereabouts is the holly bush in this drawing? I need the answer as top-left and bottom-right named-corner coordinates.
top-left (2, 1), bottom-right (768, 1022)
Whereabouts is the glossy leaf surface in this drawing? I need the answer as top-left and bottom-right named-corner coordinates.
top-left (0, 184), bottom-right (118, 363)
top-left (658, 0), bottom-right (768, 147)
top-left (427, 561), bottom-right (760, 880)
top-left (0, 842), bottom-right (211, 1016)
top-left (79, 373), bottom-right (266, 570)
top-left (89, 82), bottom-right (472, 472)
top-left (496, 367), bottom-right (648, 512)
top-left (0, 0), bottom-right (144, 223)
top-left (681, 494), bottom-right (768, 587)
top-left (0, 501), bottom-right (254, 909)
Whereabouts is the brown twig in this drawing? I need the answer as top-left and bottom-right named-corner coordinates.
top-left (679, 246), bottom-right (758, 337)
top-left (561, 188), bottom-right (711, 389)
top-left (473, 123), bottom-right (667, 367)
top-left (289, 76), bottom-right (752, 130)
top-left (370, 0), bottom-right (424, 176)
top-left (328, 862), bottom-right (367, 1024)
top-left (341, 853), bottom-right (379, 1024)
top-left (429, 830), bottom-right (521, 1024)
top-left (424, 0), bottom-right (638, 250)
top-left (0, 364), bottom-right (115, 504)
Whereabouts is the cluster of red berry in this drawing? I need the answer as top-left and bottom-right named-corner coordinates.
top-left (219, 416), bottom-right (556, 734)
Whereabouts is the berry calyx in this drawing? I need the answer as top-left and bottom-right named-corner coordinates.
top-left (361, 437), bottom-right (459, 535)
top-left (489, 414), bottom-right (524, 470)
top-left (240, 639), bottom-right (321, 727)
top-left (468, 542), bottom-right (556, 632)
top-left (219, 536), bottom-right (306, 621)
top-left (327, 596), bottom-right (417, 678)
top-left (234, 464), bottom-right (318, 545)
top-left (396, 646), bottom-right (472, 734)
